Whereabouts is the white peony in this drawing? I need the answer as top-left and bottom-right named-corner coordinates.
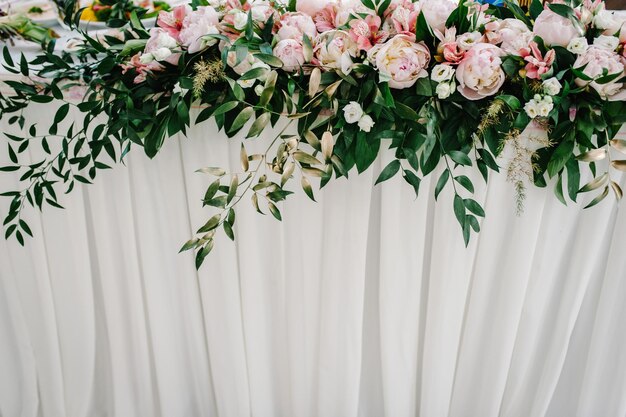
top-left (232, 11), bottom-right (249, 30)
top-left (420, 0), bottom-right (457, 33)
top-left (593, 35), bottom-right (619, 51)
top-left (343, 101), bottom-right (364, 124)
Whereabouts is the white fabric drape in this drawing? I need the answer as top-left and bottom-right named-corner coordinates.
top-left (1, 106), bottom-right (625, 417)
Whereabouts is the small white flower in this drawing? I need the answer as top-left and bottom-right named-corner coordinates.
top-left (594, 35), bottom-right (620, 51)
top-left (254, 84), bottom-right (264, 96)
top-left (431, 64), bottom-right (455, 82)
top-left (524, 101), bottom-right (538, 118)
top-left (358, 115), bottom-right (375, 132)
top-left (456, 31), bottom-right (483, 51)
top-left (343, 101), bottom-right (364, 124)
top-left (237, 78), bottom-right (255, 88)
top-left (536, 100), bottom-right (553, 117)
top-left (533, 94), bottom-right (542, 101)
top-left (567, 37), bottom-right (588, 54)
top-left (233, 11), bottom-right (249, 30)
top-left (542, 77), bottom-right (562, 95)
top-left (435, 81), bottom-right (455, 99)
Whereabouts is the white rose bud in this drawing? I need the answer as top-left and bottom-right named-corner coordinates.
top-left (139, 53), bottom-right (155, 64)
top-left (343, 101), bottom-right (364, 124)
top-left (431, 64), bottom-right (455, 82)
top-left (593, 35), bottom-right (620, 51)
top-left (435, 81), bottom-right (455, 99)
top-left (254, 84), bottom-right (264, 96)
top-left (542, 77), bottom-right (562, 96)
top-left (567, 37), bottom-right (588, 54)
top-left (358, 115), bottom-right (375, 132)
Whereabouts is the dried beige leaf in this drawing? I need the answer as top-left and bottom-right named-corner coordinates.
top-left (281, 161), bottom-right (295, 186)
top-left (611, 160), bottom-right (626, 172)
top-left (576, 148), bottom-right (606, 162)
top-left (610, 139), bottom-right (626, 155)
top-left (579, 172), bottom-right (608, 193)
top-left (240, 144), bottom-right (249, 172)
top-left (611, 180), bottom-right (623, 200)
top-left (309, 67), bottom-right (321, 97)
top-left (304, 131), bottom-right (320, 150)
top-left (321, 131), bottom-right (334, 162)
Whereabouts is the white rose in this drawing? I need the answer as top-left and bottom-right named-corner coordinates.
top-left (151, 47), bottom-right (173, 61)
top-left (542, 77), bottom-right (562, 96)
top-left (594, 35), bottom-right (619, 51)
top-left (237, 78), bottom-right (255, 88)
top-left (593, 9), bottom-right (617, 30)
top-left (343, 101), bottom-right (364, 124)
top-left (431, 64), bottom-right (455, 82)
top-left (456, 31), bottom-right (483, 51)
top-left (233, 11), bottom-right (249, 30)
top-left (567, 37), bottom-right (588, 54)
top-left (358, 115), bottom-right (375, 132)
top-left (524, 100), bottom-right (539, 118)
top-left (313, 30), bottom-right (358, 75)
top-left (435, 81), bottom-right (455, 99)
top-left (139, 53), bottom-right (155, 64)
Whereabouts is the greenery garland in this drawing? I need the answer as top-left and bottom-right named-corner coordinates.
top-left (1, 0), bottom-right (626, 267)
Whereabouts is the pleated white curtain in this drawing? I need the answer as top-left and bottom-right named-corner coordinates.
top-left (1, 106), bottom-right (625, 417)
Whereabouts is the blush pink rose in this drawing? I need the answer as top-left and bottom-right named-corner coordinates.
top-left (273, 39), bottom-right (307, 72)
top-left (277, 12), bottom-right (318, 41)
top-left (368, 34), bottom-right (430, 89)
top-left (574, 46), bottom-right (626, 100)
top-left (456, 43), bottom-right (505, 100)
top-left (533, 8), bottom-right (581, 47)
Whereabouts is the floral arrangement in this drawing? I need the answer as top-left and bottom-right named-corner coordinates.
top-left (1, 0), bottom-right (626, 267)
top-left (0, 11), bottom-right (58, 46)
top-left (78, 0), bottom-right (173, 26)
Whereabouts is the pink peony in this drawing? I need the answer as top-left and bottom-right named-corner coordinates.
top-left (520, 41), bottom-right (555, 79)
top-left (368, 34), bottom-right (430, 89)
top-left (574, 46), bottom-right (626, 100)
top-left (313, 30), bottom-right (358, 74)
top-left (144, 28), bottom-right (180, 65)
top-left (420, 0), bottom-right (457, 33)
top-left (296, 0), bottom-right (328, 18)
top-left (456, 43), bottom-right (505, 100)
top-left (178, 6), bottom-right (220, 53)
top-left (533, 8), bottom-right (581, 47)
top-left (277, 12), bottom-right (317, 41)
top-left (273, 39), bottom-right (307, 72)
top-left (349, 15), bottom-right (389, 51)
top-left (157, 4), bottom-right (191, 41)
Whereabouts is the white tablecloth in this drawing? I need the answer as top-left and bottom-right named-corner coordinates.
top-left (1, 51), bottom-right (626, 417)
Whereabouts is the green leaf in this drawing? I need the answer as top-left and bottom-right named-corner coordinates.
top-left (268, 202), bottom-right (282, 221)
top-left (239, 67), bottom-right (268, 81)
top-left (497, 95), bottom-right (521, 111)
top-left (547, 140), bottom-right (575, 177)
top-left (179, 238), bottom-right (199, 253)
top-left (223, 220), bottom-right (235, 240)
top-left (301, 176), bottom-right (315, 201)
top-left (195, 240), bottom-right (214, 269)
top-left (375, 160), bottom-right (401, 185)
top-left (565, 158), bottom-right (580, 202)
top-left (435, 169), bottom-right (450, 200)
top-left (19, 220), bottom-right (33, 237)
top-left (212, 101), bottom-right (239, 117)
top-left (247, 112), bottom-right (270, 137)
top-left (254, 53), bottom-right (283, 67)
top-left (229, 107), bottom-right (254, 133)
top-left (453, 194), bottom-right (466, 227)
top-left (530, 0), bottom-right (544, 19)
top-left (584, 186), bottom-right (609, 209)
top-left (402, 169), bottom-right (421, 197)
top-left (454, 175), bottom-right (474, 193)
top-left (394, 102), bottom-right (419, 121)
top-left (555, 174), bottom-right (567, 205)
top-left (464, 198), bottom-right (485, 217)
top-left (449, 150), bottom-right (472, 166)
top-left (54, 103), bottom-right (70, 125)
top-left (198, 214), bottom-right (221, 233)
